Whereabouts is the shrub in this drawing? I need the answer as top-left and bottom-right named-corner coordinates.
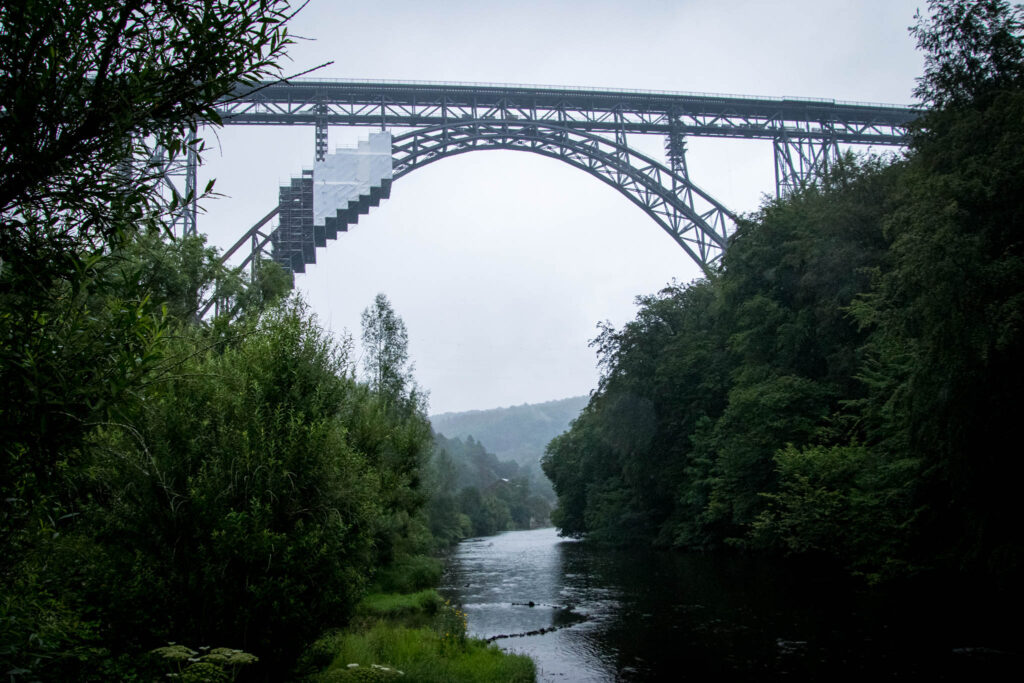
top-left (72, 301), bottom-right (384, 676)
top-left (370, 556), bottom-right (443, 594)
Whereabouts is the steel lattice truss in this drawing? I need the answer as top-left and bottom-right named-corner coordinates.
top-left (209, 79), bottom-right (917, 272)
top-left (217, 80), bottom-right (915, 143)
top-left (391, 121), bottom-right (733, 268)
top-left (142, 133), bottom-right (198, 237)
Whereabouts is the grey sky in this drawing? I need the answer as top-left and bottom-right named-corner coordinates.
top-left (197, 0), bottom-right (926, 414)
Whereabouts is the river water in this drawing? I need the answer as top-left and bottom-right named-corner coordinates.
top-left (440, 527), bottom-right (1020, 681)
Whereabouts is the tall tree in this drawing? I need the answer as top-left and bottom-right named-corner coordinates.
top-left (361, 293), bottom-right (415, 402)
top-left (0, 1), bottom-right (300, 541)
top-left (855, 0), bottom-right (1024, 574)
top-left (911, 0), bottom-right (1024, 109)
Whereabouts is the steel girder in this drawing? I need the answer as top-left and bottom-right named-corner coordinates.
top-left (212, 79), bottom-right (914, 211)
top-left (205, 80), bottom-right (916, 277)
top-left (143, 132), bottom-right (199, 237)
top-left (390, 121), bottom-right (736, 271)
top-left (773, 128), bottom-right (841, 197)
top-left (217, 80), bottom-right (916, 147)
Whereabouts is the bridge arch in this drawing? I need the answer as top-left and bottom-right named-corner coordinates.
top-left (389, 121), bottom-right (736, 272)
top-left (206, 78), bottom-right (914, 279)
top-left (204, 79), bottom-right (914, 316)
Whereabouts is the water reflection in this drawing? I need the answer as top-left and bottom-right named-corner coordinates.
top-left (441, 527), bottom-right (1020, 681)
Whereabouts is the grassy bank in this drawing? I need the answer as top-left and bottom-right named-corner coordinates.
top-left (298, 589), bottom-right (535, 682)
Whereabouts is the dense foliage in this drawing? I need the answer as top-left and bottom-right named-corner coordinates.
top-left (544, 0), bottom-right (1024, 585)
top-left (0, 0), bottom-right (295, 252)
top-left (1, 0), bottom-right (297, 557)
top-left (0, 2), bottom-right (445, 680)
top-left (1, 238), bottom-right (437, 680)
top-left (427, 434), bottom-right (551, 543)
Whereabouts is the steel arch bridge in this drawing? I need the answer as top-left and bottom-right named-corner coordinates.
top-left (187, 79), bottom-right (917, 276)
top-left (390, 121), bottom-right (734, 267)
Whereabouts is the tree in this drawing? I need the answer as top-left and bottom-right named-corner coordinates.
top-left (853, 0), bottom-right (1024, 577)
top-left (360, 293), bottom-right (416, 403)
top-left (543, 1), bottom-right (1024, 583)
top-left (0, 0), bottom-right (300, 549)
top-left (0, 0), bottom-right (296, 259)
top-left (911, 0), bottom-right (1024, 109)
top-left (0, 3), bottom-right (306, 676)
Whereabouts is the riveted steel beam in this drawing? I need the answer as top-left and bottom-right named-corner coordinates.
top-left (207, 79), bottom-right (916, 280)
top-left (216, 79), bottom-right (916, 145)
top-left (391, 121), bottom-right (736, 272)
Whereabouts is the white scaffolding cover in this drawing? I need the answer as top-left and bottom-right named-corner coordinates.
top-left (312, 131), bottom-right (393, 226)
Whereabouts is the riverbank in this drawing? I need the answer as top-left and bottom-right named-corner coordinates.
top-left (298, 589), bottom-right (535, 682)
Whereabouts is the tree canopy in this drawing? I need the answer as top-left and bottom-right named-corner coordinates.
top-left (361, 292), bottom-right (418, 404)
top-left (0, 0), bottom-right (295, 259)
top-left (0, 2), bottom-right (442, 680)
top-left (543, 0), bottom-right (1024, 584)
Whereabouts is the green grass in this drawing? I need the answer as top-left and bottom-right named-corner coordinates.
top-left (314, 622), bottom-right (535, 682)
top-left (300, 587), bottom-right (535, 682)
top-left (354, 590), bottom-right (443, 627)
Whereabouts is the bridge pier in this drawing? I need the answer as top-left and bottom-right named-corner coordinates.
top-left (148, 128), bottom-right (200, 238)
top-left (773, 130), bottom-right (841, 197)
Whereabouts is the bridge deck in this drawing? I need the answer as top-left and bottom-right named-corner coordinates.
top-left (217, 79), bottom-right (917, 144)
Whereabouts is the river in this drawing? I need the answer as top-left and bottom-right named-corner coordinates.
top-left (440, 527), bottom-right (1020, 681)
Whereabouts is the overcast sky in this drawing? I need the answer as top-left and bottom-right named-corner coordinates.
top-left (196, 0), bottom-right (927, 415)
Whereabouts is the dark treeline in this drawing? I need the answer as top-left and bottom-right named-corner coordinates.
top-left (0, 2), bottom-right (457, 681)
top-left (1, 233), bottom-right (442, 681)
top-left (427, 433), bottom-right (552, 543)
top-left (543, 0), bottom-right (1024, 586)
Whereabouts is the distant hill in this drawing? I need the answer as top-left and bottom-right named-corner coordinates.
top-left (430, 395), bottom-right (589, 467)
top-left (430, 432), bottom-right (552, 535)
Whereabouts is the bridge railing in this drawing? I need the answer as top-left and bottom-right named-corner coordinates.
top-left (255, 77), bottom-right (916, 112)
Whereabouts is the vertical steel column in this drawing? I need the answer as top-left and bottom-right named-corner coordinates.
top-left (773, 126), bottom-right (840, 197)
top-left (612, 110), bottom-right (630, 184)
top-left (251, 231), bottom-right (261, 281)
top-left (665, 126), bottom-right (695, 212)
top-left (614, 110), bottom-right (628, 149)
top-left (156, 127), bottom-right (200, 237)
top-left (315, 102), bottom-right (328, 162)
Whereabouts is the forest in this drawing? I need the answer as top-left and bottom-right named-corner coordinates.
top-left (3, 0), bottom-right (1022, 680)
top-left (431, 396), bottom-right (589, 468)
top-left (429, 394), bottom-right (587, 512)
top-left (428, 433), bottom-right (552, 542)
top-left (543, 0), bottom-right (1024, 588)
top-left (0, 2), bottom-right (536, 681)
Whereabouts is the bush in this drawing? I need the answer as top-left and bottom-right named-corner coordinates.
top-left (370, 555), bottom-right (444, 594)
top-left (752, 444), bottom-right (919, 578)
top-left (68, 301), bottom-right (386, 677)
